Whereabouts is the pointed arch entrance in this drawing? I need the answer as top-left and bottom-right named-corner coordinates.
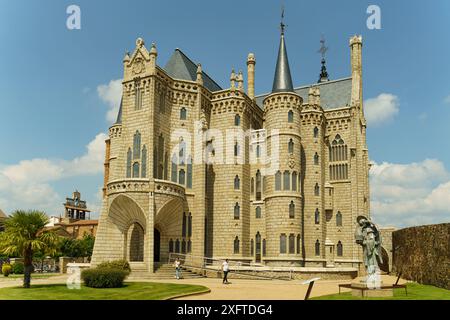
top-left (154, 197), bottom-right (185, 265)
top-left (107, 194), bottom-right (147, 265)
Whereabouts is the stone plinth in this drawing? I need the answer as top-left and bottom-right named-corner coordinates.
top-left (351, 281), bottom-right (393, 298)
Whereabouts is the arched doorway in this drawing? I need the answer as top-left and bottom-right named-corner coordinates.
top-left (129, 223), bottom-right (144, 262)
top-left (154, 228), bottom-right (161, 262)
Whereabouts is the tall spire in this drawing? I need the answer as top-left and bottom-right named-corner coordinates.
top-left (271, 7), bottom-right (294, 93)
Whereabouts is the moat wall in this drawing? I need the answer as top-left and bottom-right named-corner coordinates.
top-left (392, 223), bottom-right (450, 290)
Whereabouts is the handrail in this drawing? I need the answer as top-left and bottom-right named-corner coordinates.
top-left (167, 252), bottom-right (294, 281)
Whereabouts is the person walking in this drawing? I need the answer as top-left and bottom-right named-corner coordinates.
top-left (174, 258), bottom-right (182, 280)
top-left (222, 259), bottom-right (230, 284)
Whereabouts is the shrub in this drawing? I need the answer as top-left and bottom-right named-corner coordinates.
top-left (81, 268), bottom-right (128, 288)
top-left (97, 259), bottom-right (131, 274)
top-left (2, 264), bottom-right (12, 277)
top-left (12, 262), bottom-right (24, 274)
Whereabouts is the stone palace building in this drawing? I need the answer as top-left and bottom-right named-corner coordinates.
top-left (92, 25), bottom-right (370, 274)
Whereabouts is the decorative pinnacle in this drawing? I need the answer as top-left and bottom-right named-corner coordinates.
top-left (123, 51), bottom-right (130, 62)
top-left (196, 64), bottom-right (203, 84)
top-left (230, 68), bottom-right (236, 89)
top-left (247, 53), bottom-right (255, 64)
top-left (150, 42), bottom-right (157, 55)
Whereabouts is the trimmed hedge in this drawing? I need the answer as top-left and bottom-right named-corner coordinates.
top-left (1, 264), bottom-right (12, 277)
top-left (81, 268), bottom-right (128, 288)
top-left (12, 262), bottom-right (24, 274)
top-left (97, 259), bottom-right (131, 274)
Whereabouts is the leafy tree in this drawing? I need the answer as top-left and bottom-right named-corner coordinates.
top-left (0, 210), bottom-right (59, 288)
top-left (80, 234), bottom-right (95, 260)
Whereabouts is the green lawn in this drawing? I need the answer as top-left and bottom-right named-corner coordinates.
top-left (313, 283), bottom-right (450, 300)
top-left (5, 273), bottom-right (60, 280)
top-left (0, 282), bottom-right (209, 300)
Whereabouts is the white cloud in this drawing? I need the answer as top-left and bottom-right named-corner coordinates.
top-left (370, 159), bottom-right (450, 228)
top-left (97, 79), bottom-right (122, 123)
top-left (364, 93), bottom-right (399, 126)
top-left (0, 133), bottom-right (107, 216)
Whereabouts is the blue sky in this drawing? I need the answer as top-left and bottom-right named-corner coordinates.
top-left (0, 0), bottom-right (449, 227)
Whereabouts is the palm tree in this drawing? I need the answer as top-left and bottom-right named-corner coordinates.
top-left (0, 210), bottom-right (59, 288)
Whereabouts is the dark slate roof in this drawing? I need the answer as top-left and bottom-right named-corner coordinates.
top-left (255, 77), bottom-right (352, 110)
top-left (115, 98), bottom-right (122, 124)
top-left (163, 49), bottom-right (222, 92)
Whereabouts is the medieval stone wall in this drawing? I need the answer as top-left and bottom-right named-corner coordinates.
top-left (392, 223), bottom-right (450, 289)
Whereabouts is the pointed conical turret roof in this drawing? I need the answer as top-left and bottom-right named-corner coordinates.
top-left (272, 25), bottom-right (294, 93)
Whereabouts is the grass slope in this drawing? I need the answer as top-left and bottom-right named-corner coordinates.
top-left (312, 283), bottom-right (450, 300)
top-left (0, 282), bottom-right (209, 300)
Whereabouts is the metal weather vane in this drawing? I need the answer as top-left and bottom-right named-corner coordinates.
top-left (280, 4), bottom-right (286, 34)
top-left (317, 34), bottom-right (329, 59)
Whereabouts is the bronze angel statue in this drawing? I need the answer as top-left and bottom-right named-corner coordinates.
top-left (355, 216), bottom-right (384, 284)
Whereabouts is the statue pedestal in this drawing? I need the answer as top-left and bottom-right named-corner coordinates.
top-left (350, 281), bottom-right (393, 298)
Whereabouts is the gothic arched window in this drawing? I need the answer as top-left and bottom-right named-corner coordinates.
top-left (234, 203), bottom-right (240, 220)
top-left (314, 183), bottom-right (320, 196)
top-left (188, 213), bottom-right (192, 237)
top-left (179, 169), bottom-right (185, 185)
top-left (180, 107), bottom-right (187, 120)
top-left (182, 212), bottom-right (187, 237)
top-left (171, 154), bottom-right (178, 183)
top-left (179, 137), bottom-right (186, 165)
top-left (288, 110), bottom-right (294, 123)
top-left (288, 139), bottom-right (294, 154)
top-left (132, 162), bottom-right (140, 178)
top-left (283, 171), bottom-right (290, 190)
top-left (289, 201), bottom-right (295, 219)
top-left (169, 239), bottom-right (174, 253)
top-left (315, 240), bottom-right (320, 256)
top-left (314, 152), bottom-right (319, 165)
top-left (289, 234), bottom-right (295, 254)
top-left (337, 241), bottom-right (343, 257)
top-left (234, 142), bottom-right (240, 157)
top-left (255, 206), bottom-right (261, 219)
top-left (280, 234), bottom-right (287, 254)
top-left (315, 208), bottom-right (320, 224)
top-left (296, 235), bottom-right (301, 254)
top-left (133, 131), bottom-right (141, 159)
top-left (256, 170), bottom-right (262, 200)
top-left (234, 175), bottom-right (240, 190)
top-left (126, 148), bottom-right (132, 178)
top-left (336, 211), bottom-right (343, 226)
top-left (275, 171), bottom-right (282, 191)
top-left (234, 236), bottom-right (240, 254)
top-left (256, 145), bottom-right (261, 158)
top-left (187, 161), bottom-right (192, 189)
top-left (263, 239), bottom-right (267, 256)
top-left (234, 114), bottom-right (240, 126)
top-left (251, 177), bottom-right (255, 194)
top-left (175, 239), bottom-right (180, 253)
top-left (292, 171), bottom-right (297, 191)
top-left (314, 127), bottom-right (319, 138)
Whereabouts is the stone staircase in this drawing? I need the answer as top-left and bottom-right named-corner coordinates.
top-left (127, 263), bottom-right (206, 280)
